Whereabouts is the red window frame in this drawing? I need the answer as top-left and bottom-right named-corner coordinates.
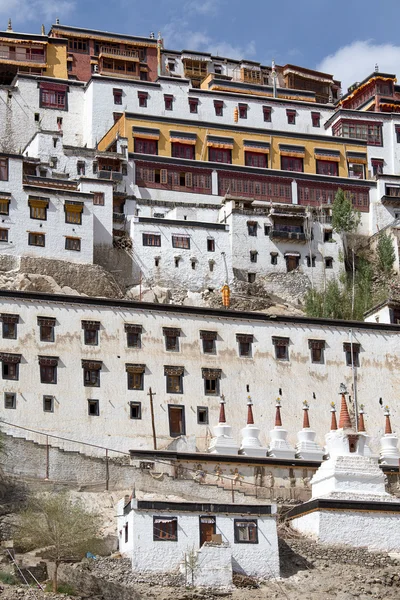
top-left (214, 100), bottom-right (223, 116)
top-left (171, 143), bottom-right (195, 160)
top-left (209, 147), bottom-right (231, 164)
top-left (138, 91), bottom-right (148, 107)
top-left (189, 98), bottom-right (199, 113)
top-left (371, 159), bottom-right (384, 176)
top-left (245, 151), bottom-right (267, 168)
top-left (263, 106), bottom-right (271, 122)
top-left (311, 112), bottom-right (320, 127)
top-left (316, 160), bottom-right (338, 176)
top-left (113, 88), bottom-right (123, 105)
top-left (281, 156), bottom-right (303, 172)
top-left (40, 87), bottom-right (66, 110)
top-left (239, 103), bottom-right (248, 119)
top-left (286, 110), bottom-right (296, 124)
top-left (134, 138), bottom-right (158, 155)
top-left (164, 95), bottom-right (173, 111)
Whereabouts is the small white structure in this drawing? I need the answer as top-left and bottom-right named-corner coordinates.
top-left (117, 497), bottom-right (279, 583)
top-left (295, 401), bottom-right (325, 461)
top-left (268, 399), bottom-right (296, 459)
top-left (288, 388), bottom-right (400, 552)
top-left (239, 397), bottom-right (267, 458)
top-left (208, 398), bottom-right (240, 456)
top-left (380, 407), bottom-right (400, 466)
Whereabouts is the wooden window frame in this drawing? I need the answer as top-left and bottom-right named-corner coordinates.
top-left (0, 197), bottom-right (10, 215)
top-left (207, 238), bottom-right (215, 252)
top-left (344, 343), bottom-right (360, 367)
top-left (143, 233), bottom-right (161, 247)
top-left (0, 228), bottom-right (8, 242)
top-left (263, 106), bottom-right (271, 122)
top-left (311, 112), bottom-right (320, 128)
top-left (188, 98), bottom-right (199, 113)
top-left (28, 232), bottom-right (45, 247)
top-left (138, 91), bottom-right (148, 107)
top-left (209, 147), bottom-right (232, 164)
top-left (238, 103), bottom-right (248, 119)
top-left (172, 235), bottom-right (190, 250)
top-left (286, 110), bottom-right (296, 125)
top-left (65, 237), bottom-right (81, 252)
top-left (164, 94), bottom-right (173, 111)
top-left (272, 336), bottom-right (289, 361)
top-left (153, 516), bottom-right (178, 541)
top-left (316, 160), bottom-right (338, 177)
top-left (2, 361), bottom-right (19, 381)
top-left (127, 368), bottom-right (144, 391)
top-left (0, 158), bottom-right (9, 181)
top-left (281, 156), bottom-right (303, 172)
top-left (245, 151), bottom-right (267, 168)
top-left (113, 88), bottom-right (123, 105)
top-left (168, 404), bottom-right (185, 435)
top-left (234, 519), bottom-right (258, 544)
top-left (40, 87), bottom-right (67, 111)
top-left (171, 142), bottom-right (195, 160)
top-left (93, 192), bottom-right (105, 206)
top-left (134, 138), bottom-right (158, 155)
top-left (214, 100), bottom-right (223, 116)
top-left (4, 392), bottom-right (16, 409)
top-left (43, 395), bottom-right (54, 412)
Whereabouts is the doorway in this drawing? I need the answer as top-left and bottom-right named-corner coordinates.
top-left (286, 255), bottom-right (299, 272)
top-left (199, 516), bottom-right (216, 546)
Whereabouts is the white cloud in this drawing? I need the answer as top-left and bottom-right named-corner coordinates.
top-left (317, 40), bottom-right (400, 93)
top-left (0, 0), bottom-right (75, 25)
top-left (184, 0), bottom-right (221, 16)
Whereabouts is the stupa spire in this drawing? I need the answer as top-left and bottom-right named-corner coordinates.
top-left (268, 398), bottom-right (295, 459)
top-left (384, 406), bottom-right (392, 435)
top-left (218, 395), bottom-right (226, 424)
top-left (275, 398), bottom-right (282, 427)
top-left (208, 394), bottom-right (239, 456)
top-left (247, 396), bottom-right (254, 425)
top-left (358, 405), bottom-right (366, 433)
top-left (338, 385), bottom-right (352, 429)
top-left (295, 401), bottom-right (324, 461)
top-left (239, 396), bottom-right (267, 457)
top-left (330, 402), bottom-right (338, 431)
top-left (303, 400), bottom-right (310, 428)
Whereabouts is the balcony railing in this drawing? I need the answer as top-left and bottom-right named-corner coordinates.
top-left (270, 229), bottom-right (306, 242)
top-left (0, 50), bottom-right (46, 64)
top-left (98, 170), bottom-right (124, 181)
top-left (99, 46), bottom-right (139, 60)
top-left (113, 212), bottom-right (126, 222)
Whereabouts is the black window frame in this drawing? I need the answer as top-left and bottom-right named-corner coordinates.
top-left (129, 401), bottom-right (142, 420)
top-left (2, 361), bottom-right (19, 381)
top-left (204, 377), bottom-right (220, 396)
top-left (234, 519), bottom-right (258, 544)
top-left (88, 399), bottom-right (100, 416)
top-left (197, 406), bottom-right (209, 424)
top-left (4, 392), bottom-right (16, 409)
top-left (153, 516), bottom-right (178, 541)
top-left (2, 321), bottom-right (17, 340)
top-left (127, 370), bottom-right (144, 391)
top-left (83, 366), bottom-right (101, 388)
top-left (40, 364), bottom-right (57, 385)
top-left (166, 373), bottom-right (183, 394)
top-left (43, 395), bottom-right (54, 412)
top-left (142, 233), bottom-right (161, 247)
top-left (168, 404), bottom-right (185, 436)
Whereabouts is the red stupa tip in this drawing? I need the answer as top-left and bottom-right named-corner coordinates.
top-left (275, 399), bottom-right (282, 427)
top-left (384, 408), bottom-right (392, 435)
top-left (247, 397), bottom-right (254, 425)
top-left (303, 402), bottom-right (310, 429)
top-left (338, 393), bottom-right (352, 429)
top-left (219, 397), bottom-right (226, 424)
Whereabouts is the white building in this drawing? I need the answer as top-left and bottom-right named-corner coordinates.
top-left (117, 496), bottom-right (279, 581)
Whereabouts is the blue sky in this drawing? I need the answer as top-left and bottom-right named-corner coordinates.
top-left (2, 0), bottom-right (400, 90)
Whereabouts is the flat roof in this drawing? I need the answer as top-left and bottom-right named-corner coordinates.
top-left (136, 500), bottom-right (274, 515)
top-left (49, 24), bottom-right (157, 45)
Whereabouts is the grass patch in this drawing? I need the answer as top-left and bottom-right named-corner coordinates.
top-left (44, 582), bottom-right (77, 595)
top-left (0, 571), bottom-right (18, 585)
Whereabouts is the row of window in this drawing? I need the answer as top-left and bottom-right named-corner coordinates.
top-left (0, 195), bottom-right (104, 219)
top-left (0, 231), bottom-right (81, 251)
top-left (142, 233), bottom-right (216, 252)
top-left (122, 516), bottom-right (258, 544)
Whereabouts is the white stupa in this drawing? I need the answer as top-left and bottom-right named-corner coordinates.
top-left (208, 396), bottom-right (239, 456)
top-left (288, 385), bottom-right (400, 552)
top-left (358, 404), bottom-right (373, 458)
top-left (295, 401), bottom-right (325, 461)
top-left (239, 396), bottom-right (268, 458)
top-left (379, 406), bottom-right (400, 466)
top-left (268, 399), bottom-right (295, 459)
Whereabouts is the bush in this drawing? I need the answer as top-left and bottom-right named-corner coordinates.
top-left (0, 571), bottom-right (18, 585)
top-left (377, 231), bottom-right (395, 273)
top-left (45, 582), bottom-right (77, 595)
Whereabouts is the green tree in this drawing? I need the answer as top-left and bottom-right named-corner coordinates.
top-left (16, 493), bottom-right (101, 592)
top-left (377, 231), bottom-right (396, 273)
top-left (332, 189), bottom-right (361, 236)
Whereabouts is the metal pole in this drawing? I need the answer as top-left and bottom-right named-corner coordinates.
top-left (148, 387), bottom-right (157, 450)
top-left (349, 329), bottom-right (358, 431)
top-left (45, 435), bottom-right (49, 480)
top-left (105, 448), bottom-right (109, 491)
top-left (231, 479), bottom-right (234, 503)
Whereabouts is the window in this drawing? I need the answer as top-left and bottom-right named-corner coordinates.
top-left (65, 237), bottom-right (81, 252)
top-left (172, 235), bottom-right (190, 249)
top-left (163, 327), bottom-right (180, 351)
top-left (43, 395), bottom-right (54, 412)
top-left (130, 401), bottom-right (142, 419)
top-left (263, 106), bottom-right (271, 122)
top-left (77, 161), bottom-right (85, 176)
top-left (28, 233), bottom-right (45, 247)
top-left (68, 37), bottom-right (88, 52)
top-left (165, 366), bottom-right (184, 394)
top-left (168, 61), bottom-right (175, 72)
top-left (281, 156), bottom-right (303, 172)
top-left (143, 233), bottom-right (161, 247)
top-left (312, 112), bottom-right (320, 127)
top-left (214, 100), bottom-right (223, 116)
top-left (348, 162), bottom-right (365, 179)
top-left (164, 94), bottom-right (173, 110)
top-left (333, 119), bottom-right (383, 146)
top-left (316, 160), bottom-right (338, 177)
top-left (93, 192), bottom-right (105, 206)
top-left (1, 353), bottom-right (21, 380)
top-left (39, 357), bottom-right (58, 384)
top-left (372, 159), bottom-right (384, 176)
top-left (238, 103), bottom-right (248, 119)
top-left (250, 251), bottom-right (258, 263)
top-left (270, 252), bottom-right (278, 265)
top-left (171, 143), bottom-right (194, 160)
top-left (153, 516), bottom-right (178, 541)
top-left (126, 364), bottom-right (145, 390)
top-left (309, 340), bottom-right (325, 364)
top-left (65, 204), bottom-right (83, 224)
top-left (197, 407), bottom-right (209, 424)
top-left (88, 399), bottom-right (100, 416)
top-left (113, 88), bottom-right (122, 105)
top-left (264, 224), bottom-right (271, 236)
top-left (248, 273), bottom-right (256, 283)
top-left (29, 198), bottom-right (48, 220)
top-left (168, 404), bottom-right (185, 435)
top-left (82, 360), bottom-right (102, 387)
top-left (247, 221), bottom-right (257, 236)
top-left (287, 110), bottom-right (296, 124)
top-left (214, 64), bottom-right (222, 74)
top-left (40, 85), bottom-right (67, 110)
top-left (0, 228), bottom-right (8, 242)
top-left (82, 321), bottom-right (100, 346)
top-left (0, 197), bottom-right (10, 215)
top-left (189, 98), bottom-right (199, 113)
top-left (396, 126), bottom-right (400, 144)
top-left (38, 317), bottom-right (55, 342)
top-left (125, 324), bottom-right (142, 348)
top-left (325, 257), bottom-right (333, 269)
top-left (0, 158), bottom-right (8, 181)
top-left (306, 255), bottom-right (316, 268)
top-left (200, 330), bottom-right (217, 354)
top-left (113, 112), bottom-right (123, 123)
top-left (234, 520), bottom-right (258, 544)
top-left (272, 336), bottom-right (289, 361)
top-left (245, 152), bottom-right (267, 168)
top-left (2, 314), bottom-right (18, 339)
top-left (207, 238), bottom-right (215, 252)
top-left (134, 138), bottom-right (158, 155)
top-left (236, 334), bottom-right (253, 358)
top-left (209, 148), bottom-right (231, 163)
top-left (138, 91), bottom-right (148, 107)
top-left (4, 392), bottom-right (16, 409)
top-left (344, 342), bottom-right (360, 367)
top-left (34, 113), bottom-right (40, 123)
top-left (202, 368), bottom-right (221, 396)
top-left (324, 229), bottom-right (333, 242)
top-left (57, 117), bottom-right (63, 130)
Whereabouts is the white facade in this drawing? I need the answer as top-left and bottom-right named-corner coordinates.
top-left (117, 498), bottom-right (279, 580)
top-left (1, 290), bottom-right (400, 456)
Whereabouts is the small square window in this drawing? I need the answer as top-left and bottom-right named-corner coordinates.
top-left (311, 112), bottom-right (320, 127)
top-left (247, 222), bottom-right (257, 236)
top-left (189, 98), bottom-right (199, 114)
top-left (166, 372), bottom-right (183, 394)
top-left (29, 202), bottom-right (47, 220)
top-left (325, 257), bottom-right (333, 269)
top-left (168, 61), bottom-right (175, 72)
top-left (4, 392), bottom-right (16, 409)
top-left (207, 238), bottom-right (215, 252)
top-left (324, 230), bottom-right (333, 242)
top-left (2, 361), bottom-right (19, 380)
top-left (214, 64), bottom-right (222, 75)
top-left (248, 273), bottom-right (256, 283)
top-left (0, 198), bottom-right (10, 215)
top-left (127, 368), bottom-right (144, 390)
top-left (88, 399), bottom-right (100, 416)
top-left (153, 516), bottom-right (178, 541)
top-left (43, 395), bottom-right (54, 412)
top-left (126, 326), bottom-right (142, 348)
top-left (204, 377), bottom-right (219, 396)
top-left (250, 251), bottom-right (258, 263)
top-left (234, 519), bottom-right (258, 544)
top-left (287, 110), bottom-right (296, 125)
top-left (130, 401), bottom-right (142, 420)
top-left (306, 255), bottom-right (316, 268)
top-left (237, 335), bottom-right (253, 357)
top-left (65, 237), bottom-right (81, 251)
top-left (2, 318), bottom-right (18, 339)
top-left (164, 328), bottom-right (180, 351)
top-left (138, 92), bottom-right (148, 107)
top-left (273, 337), bottom-right (289, 361)
top-left (40, 364), bottom-right (57, 384)
top-left (197, 407), bottom-right (209, 424)
top-left (263, 106), bottom-right (271, 122)
top-left (164, 95), bottom-right (173, 111)
top-left (0, 228), bottom-right (9, 242)
top-left (202, 338), bottom-right (216, 354)
top-left (239, 103), bottom-right (248, 119)
top-left (270, 253), bottom-right (278, 265)
top-left (93, 192), bottom-right (105, 206)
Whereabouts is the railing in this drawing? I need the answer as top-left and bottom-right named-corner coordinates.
top-left (270, 229), bottom-right (306, 242)
top-left (99, 46), bottom-right (139, 59)
top-left (98, 170), bottom-right (123, 181)
top-left (0, 50), bottom-right (46, 63)
top-left (113, 212), bottom-right (125, 222)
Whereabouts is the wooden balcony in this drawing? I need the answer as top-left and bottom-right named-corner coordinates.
top-left (270, 229), bottom-right (307, 242)
top-left (0, 48), bottom-right (46, 66)
top-left (99, 46), bottom-right (139, 61)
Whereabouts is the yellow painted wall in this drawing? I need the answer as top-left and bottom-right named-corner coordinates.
top-left (98, 115), bottom-right (367, 178)
top-left (45, 42), bottom-right (68, 79)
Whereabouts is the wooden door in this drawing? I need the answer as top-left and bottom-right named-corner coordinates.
top-left (286, 256), bottom-right (298, 272)
top-left (199, 516), bottom-right (216, 546)
top-left (168, 406), bottom-right (185, 437)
